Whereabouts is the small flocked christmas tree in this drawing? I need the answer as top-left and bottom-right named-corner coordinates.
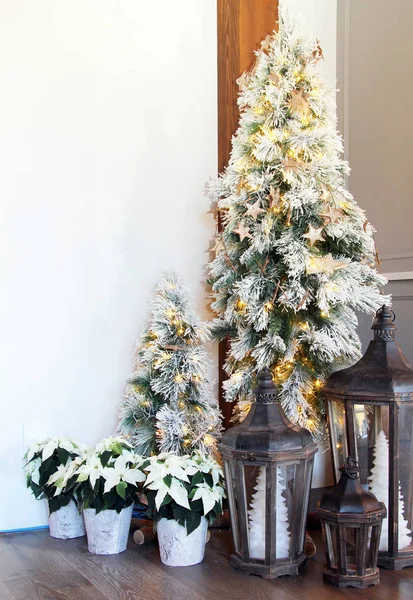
top-left (248, 466), bottom-right (290, 559)
top-left (368, 430), bottom-right (411, 552)
top-left (207, 6), bottom-right (388, 434)
top-left (118, 272), bottom-right (221, 457)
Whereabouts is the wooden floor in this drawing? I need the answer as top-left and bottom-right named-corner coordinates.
top-left (1, 529), bottom-right (413, 600)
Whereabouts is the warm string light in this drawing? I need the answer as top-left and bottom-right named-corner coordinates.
top-left (265, 301), bottom-right (273, 311)
top-left (175, 374), bottom-right (184, 383)
top-left (314, 379), bottom-right (322, 389)
top-left (236, 299), bottom-right (247, 312)
top-left (320, 310), bottom-right (329, 318)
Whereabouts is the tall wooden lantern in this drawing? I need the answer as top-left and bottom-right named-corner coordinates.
top-left (318, 456), bottom-right (386, 588)
top-left (219, 368), bottom-right (318, 578)
top-left (323, 306), bottom-right (413, 569)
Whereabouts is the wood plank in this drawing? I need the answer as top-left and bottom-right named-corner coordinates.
top-left (3, 529), bottom-right (413, 600)
top-left (0, 535), bottom-right (42, 582)
top-left (0, 581), bottom-right (14, 600)
top-left (9, 532), bottom-right (203, 600)
top-left (5, 569), bottom-right (109, 600)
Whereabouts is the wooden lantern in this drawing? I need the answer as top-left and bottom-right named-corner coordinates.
top-left (219, 368), bottom-right (317, 578)
top-left (324, 306), bottom-right (413, 569)
top-left (318, 456), bottom-right (386, 588)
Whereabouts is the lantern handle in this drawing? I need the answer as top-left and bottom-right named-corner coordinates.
top-left (375, 305), bottom-right (396, 322)
top-left (344, 456), bottom-right (360, 480)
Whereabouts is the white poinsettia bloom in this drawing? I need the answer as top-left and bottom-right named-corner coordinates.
top-left (25, 441), bottom-right (43, 463)
top-left (145, 454), bottom-right (191, 486)
top-left (75, 455), bottom-right (105, 489)
top-left (187, 451), bottom-right (224, 485)
top-left (101, 455), bottom-right (145, 494)
top-left (192, 482), bottom-right (225, 515)
top-left (95, 436), bottom-right (133, 454)
top-left (47, 461), bottom-right (78, 496)
top-left (145, 476), bottom-right (190, 511)
top-left (26, 457), bottom-right (41, 484)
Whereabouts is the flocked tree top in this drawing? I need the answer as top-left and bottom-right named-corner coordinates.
top-left (208, 7), bottom-right (389, 437)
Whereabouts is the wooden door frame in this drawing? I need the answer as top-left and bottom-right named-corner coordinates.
top-left (217, 0), bottom-right (279, 429)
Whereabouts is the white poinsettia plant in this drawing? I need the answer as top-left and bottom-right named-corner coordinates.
top-left (75, 436), bottom-right (146, 513)
top-left (24, 437), bottom-right (88, 513)
top-left (142, 451), bottom-right (225, 535)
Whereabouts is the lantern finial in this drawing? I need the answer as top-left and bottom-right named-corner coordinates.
top-left (372, 305), bottom-right (396, 341)
top-left (254, 367), bottom-right (278, 404)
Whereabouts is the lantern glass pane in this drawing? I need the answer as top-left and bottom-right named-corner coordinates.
top-left (244, 463), bottom-right (266, 560)
top-left (367, 524), bottom-right (379, 569)
top-left (328, 400), bottom-right (347, 480)
top-left (224, 460), bottom-right (241, 555)
top-left (398, 404), bottom-right (413, 553)
top-left (276, 462), bottom-right (294, 559)
top-left (353, 405), bottom-right (389, 490)
top-left (324, 522), bottom-right (338, 568)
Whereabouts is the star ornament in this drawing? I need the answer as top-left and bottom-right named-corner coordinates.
top-left (303, 224), bottom-right (325, 246)
top-left (233, 221), bottom-right (252, 242)
top-left (212, 237), bottom-right (225, 254)
top-left (288, 89), bottom-right (310, 116)
top-left (306, 253), bottom-right (347, 275)
top-left (245, 199), bottom-right (265, 220)
top-left (260, 34), bottom-right (272, 52)
top-left (267, 185), bottom-right (280, 209)
top-left (283, 158), bottom-right (299, 174)
top-left (269, 72), bottom-right (280, 86)
top-left (320, 206), bottom-right (342, 225)
top-left (312, 40), bottom-right (324, 63)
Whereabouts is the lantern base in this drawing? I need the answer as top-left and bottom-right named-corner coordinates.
top-left (323, 568), bottom-right (380, 588)
top-left (378, 553), bottom-right (413, 570)
top-left (230, 552), bottom-right (306, 579)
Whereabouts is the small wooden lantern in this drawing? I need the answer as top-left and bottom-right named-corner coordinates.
top-left (219, 368), bottom-right (317, 578)
top-left (318, 456), bottom-right (386, 588)
top-left (323, 306), bottom-right (413, 569)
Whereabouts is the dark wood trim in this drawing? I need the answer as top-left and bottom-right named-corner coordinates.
top-left (217, 0), bottom-right (279, 428)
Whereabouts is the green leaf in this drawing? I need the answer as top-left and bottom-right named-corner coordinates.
top-left (163, 474), bottom-right (172, 488)
top-left (116, 481), bottom-right (127, 500)
top-left (57, 447), bottom-right (70, 465)
top-left (186, 512), bottom-right (202, 536)
top-left (190, 471), bottom-right (204, 486)
top-left (100, 451), bottom-right (112, 468)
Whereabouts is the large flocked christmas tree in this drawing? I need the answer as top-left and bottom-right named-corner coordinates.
top-left (118, 272), bottom-right (221, 457)
top-left (208, 7), bottom-right (388, 435)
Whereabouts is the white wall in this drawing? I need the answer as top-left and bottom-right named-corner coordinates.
top-left (0, 0), bottom-right (217, 531)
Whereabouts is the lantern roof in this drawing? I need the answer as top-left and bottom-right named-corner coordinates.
top-left (323, 306), bottom-right (413, 400)
top-left (220, 369), bottom-right (317, 456)
top-left (319, 457), bottom-right (385, 515)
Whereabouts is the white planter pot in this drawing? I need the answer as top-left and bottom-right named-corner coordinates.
top-left (157, 516), bottom-right (208, 567)
top-left (47, 500), bottom-right (85, 540)
top-left (83, 505), bottom-right (133, 555)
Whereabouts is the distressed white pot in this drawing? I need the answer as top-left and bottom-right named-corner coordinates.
top-left (47, 500), bottom-right (85, 540)
top-left (157, 517), bottom-right (208, 567)
top-left (84, 505), bottom-right (133, 555)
